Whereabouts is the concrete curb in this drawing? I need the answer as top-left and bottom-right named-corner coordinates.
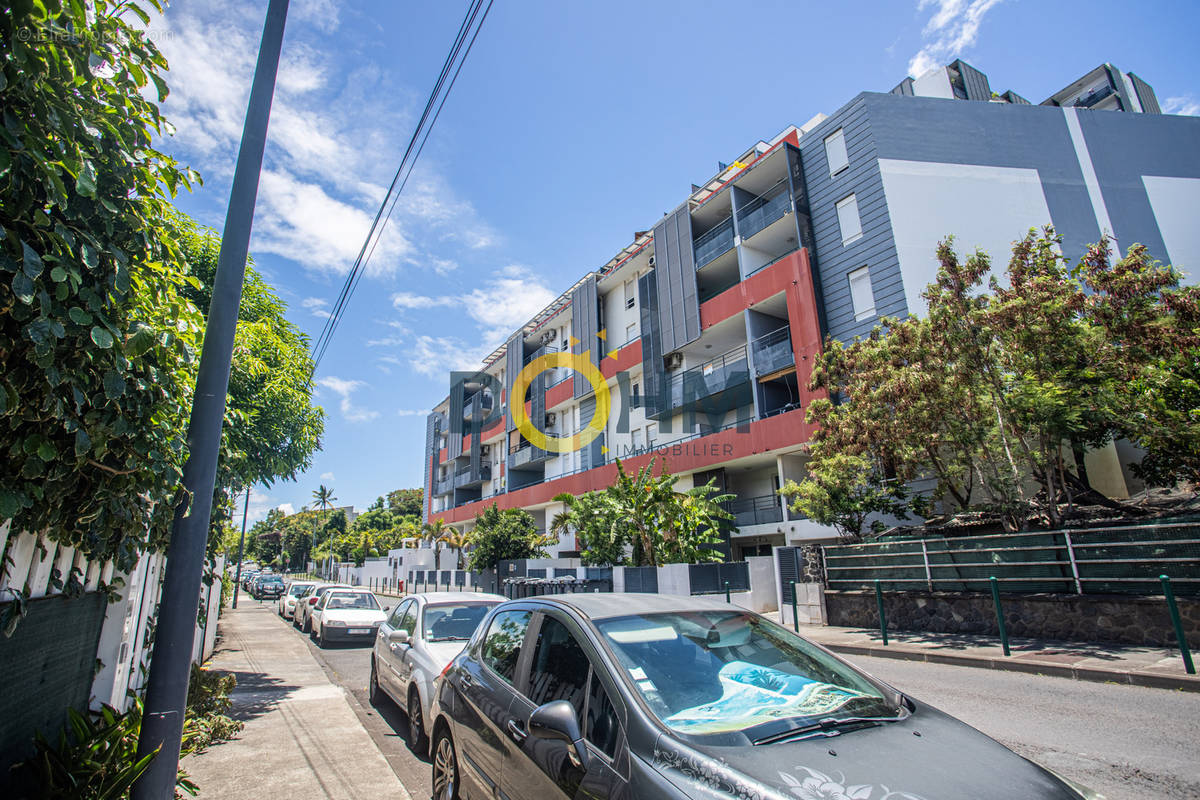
top-left (826, 642), bottom-right (1200, 693)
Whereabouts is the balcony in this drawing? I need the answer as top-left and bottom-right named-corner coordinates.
top-left (463, 392), bottom-right (494, 419)
top-left (433, 474), bottom-right (454, 496)
top-left (1071, 82), bottom-right (1117, 109)
top-left (722, 494), bottom-right (785, 527)
top-left (750, 325), bottom-right (793, 376)
top-left (510, 441), bottom-right (551, 469)
top-left (736, 180), bottom-right (791, 241)
top-left (693, 216), bottom-right (735, 269)
top-left (453, 463), bottom-right (491, 488)
top-left (651, 345), bottom-right (752, 420)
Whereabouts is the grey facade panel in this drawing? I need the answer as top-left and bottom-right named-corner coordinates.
top-left (1106, 65), bottom-right (1134, 112)
top-left (1076, 109), bottom-right (1200, 263)
top-left (423, 411), bottom-right (440, 523)
top-left (447, 388), bottom-right (464, 460)
top-left (570, 275), bottom-right (599, 397)
top-left (652, 205), bottom-right (700, 353)
top-left (954, 60), bottom-right (992, 101)
top-left (891, 77), bottom-right (914, 97)
top-left (638, 271), bottom-right (665, 417)
top-left (578, 394), bottom-right (604, 472)
top-left (505, 333), bottom-right (522, 432)
top-left (1001, 90), bottom-right (1031, 105)
top-left (1129, 73), bottom-right (1161, 114)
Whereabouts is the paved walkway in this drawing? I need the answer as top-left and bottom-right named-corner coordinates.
top-left (800, 623), bottom-right (1199, 692)
top-left (182, 603), bottom-right (412, 800)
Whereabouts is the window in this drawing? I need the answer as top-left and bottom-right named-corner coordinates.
top-left (424, 602), bottom-right (495, 642)
top-left (585, 675), bottom-right (620, 759)
top-left (631, 382), bottom-right (640, 409)
top-left (646, 423), bottom-right (657, 447)
top-left (625, 322), bottom-right (638, 344)
top-left (527, 617), bottom-right (591, 722)
top-left (824, 128), bottom-right (849, 176)
top-left (848, 266), bottom-right (876, 321)
top-left (481, 609), bottom-right (531, 684)
top-left (624, 279), bottom-right (636, 309)
top-left (836, 194), bottom-right (862, 245)
top-left (631, 428), bottom-right (644, 453)
top-left (397, 601), bottom-right (418, 636)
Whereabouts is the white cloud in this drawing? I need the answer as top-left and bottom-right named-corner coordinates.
top-left (277, 502), bottom-right (296, 517)
top-left (1163, 96), bottom-right (1200, 116)
top-left (302, 296), bottom-right (331, 318)
top-left (397, 409), bottom-right (429, 417)
top-left (244, 490), bottom-right (296, 524)
top-left (409, 335), bottom-right (496, 377)
top-left (907, 0), bottom-right (1002, 79)
top-left (318, 376), bottom-right (380, 422)
top-left (320, 471), bottom-right (335, 480)
top-left (393, 292), bottom-right (455, 310)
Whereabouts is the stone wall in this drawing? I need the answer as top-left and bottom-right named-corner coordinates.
top-left (797, 544), bottom-right (825, 583)
top-left (824, 589), bottom-right (1200, 647)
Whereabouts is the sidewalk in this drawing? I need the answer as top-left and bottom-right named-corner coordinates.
top-left (801, 623), bottom-right (1200, 692)
top-left (182, 603), bottom-right (412, 800)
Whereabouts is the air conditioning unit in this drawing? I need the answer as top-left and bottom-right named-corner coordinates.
top-left (665, 352), bottom-right (684, 370)
top-left (480, 444), bottom-right (491, 458)
top-left (544, 413), bottom-right (557, 428)
top-left (541, 329), bottom-right (557, 344)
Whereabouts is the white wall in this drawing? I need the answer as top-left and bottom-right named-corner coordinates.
top-left (878, 159), bottom-right (1054, 317)
top-left (1143, 175), bottom-right (1200, 283)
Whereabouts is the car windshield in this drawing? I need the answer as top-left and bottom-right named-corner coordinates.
top-left (288, 584), bottom-right (312, 596)
top-left (596, 610), bottom-right (900, 737)
top-left (325, 592), bottom-right (379, 610)
top-left (263, 576), bottom-right (284, 584)
top-left (422, 603), bottom-right (496, 641)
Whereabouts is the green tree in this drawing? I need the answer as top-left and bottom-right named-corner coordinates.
top-left (387, 488), bottom-right (424, 518)
top-left (0, 0), bottom-right (203, 568)
top-left (465, 504), bottom-right (549, 573)
top-left (551, 491), bottom-right (628, 566)
top-left (779, 452), bottom-right (913, 541)
top-left (422, 518), bottom-right (451, 571)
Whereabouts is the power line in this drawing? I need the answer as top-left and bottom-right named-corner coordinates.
top-left (309, 0), bottom-right (494, 373)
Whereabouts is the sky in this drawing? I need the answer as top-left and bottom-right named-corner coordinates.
top-left (152, 0), bottom-right (1200, 523)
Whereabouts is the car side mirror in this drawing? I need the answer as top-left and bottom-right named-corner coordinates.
top-left (528, 700), bottom-right (589, 770)
top-left (389, 629), bottom-right (410, 645)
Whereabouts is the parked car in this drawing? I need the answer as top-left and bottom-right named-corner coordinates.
top-left (278, 580), bottom-right (318, 618)
top-left (252, 573), bottom-right (285, 600)
top-left (369, 591), bottom-right (505, 754)
top-left (310, 589), bottom-right (387, 648)
top-left (241, 570), bottom-right (260, 591)
top-left (292, 583), bottom-right (352, 633)
top-left (427, 593), bottom-right (1100, 800)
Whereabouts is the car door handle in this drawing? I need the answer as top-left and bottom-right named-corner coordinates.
top-left (506, 719), bottom-right (527, 743)
top-left (459, 673), bottom-right (473, 688)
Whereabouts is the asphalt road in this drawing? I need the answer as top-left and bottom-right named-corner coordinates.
top-left (845, 654), bottom-right (1200, 800)
top-left (278, 600), bottom-right (1200, 800)
top-left (284, 600), bottom-right (435, 800)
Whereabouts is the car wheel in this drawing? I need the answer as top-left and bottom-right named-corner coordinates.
top-left (407, 687), bottom-right (429, 755)
top-left (431, 728), bottom-right (458, 800)
top-left (318, 626), bottom-right (327, 648)
top-left (303, 616), bottom-right (311, 634)
top-left (369, 659), bottom-right (384, 706)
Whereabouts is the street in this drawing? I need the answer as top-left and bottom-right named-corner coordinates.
top-left (845, 654), bottom-right (1200, 800)
top-left (283, 601), bottom-right (1200, 800)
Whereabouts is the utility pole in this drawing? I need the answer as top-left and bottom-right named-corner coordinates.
top-left (231, 487), bottom-right (251, 609)
top-left (133, 1), bottom-right (290, 797)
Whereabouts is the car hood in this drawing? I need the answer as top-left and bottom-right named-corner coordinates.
top-left (651, 704), bottom-right (1084, 800)
top-left (322, 609), bottom-right (386, 624)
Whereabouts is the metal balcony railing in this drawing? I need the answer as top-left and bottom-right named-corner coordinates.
top-left (656, 345), bottom-right (751, 417)
top-left (736, 180), bottom-right (791, 241)
top-left (463, 392), bottom-right (494, 419)
top-left (693, 216), bottom-right (735, 269)
top-left (434, 474), bottom-right (454, 495)
top-left (1072, 82), bottom-right (1117, 109)
top-left (750, 324), bottom-right (794, 375)
top-left (510, 441), bottom-right (549, 468)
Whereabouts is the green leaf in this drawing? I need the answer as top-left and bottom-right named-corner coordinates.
top-left (50, 265), bottom-right (67, 282)
top-left (103, 371), bottom-right (126, 400)
top-left (37, 440), bottom-right (57, 462)
top-left (76, 160), bottom-right (97, 197)
top-left (90, 326), bottom-right (114, 349)
top-left (0, 490), bottom-right (23, 520)
top-left (81, 242), bottom-right (99, 270)
top-left (69, 306), bottom-right (92, 325)
top-left (126, 324), bottom-right (156, 358)
top-left (12, 271), bottom-right (35, 304)
top-left (21, 241), bottom-right (44, 278)
top-left (75, 428), bottom-right (91, 456)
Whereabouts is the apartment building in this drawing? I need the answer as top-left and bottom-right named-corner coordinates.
top-left (422, 61), bottom-right (1200, 560)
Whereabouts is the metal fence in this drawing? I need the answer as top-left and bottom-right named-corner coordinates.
top-left (623, 566), bottom-right (659, 593)
top-left (688, 561), bottom-right (751, 595)
top-left (824, 522), bottom-right (1200, 596)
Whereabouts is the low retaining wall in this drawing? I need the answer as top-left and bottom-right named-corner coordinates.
top-left (824, 589), bottom-right (1200, 647)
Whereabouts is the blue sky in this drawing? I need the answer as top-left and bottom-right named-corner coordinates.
top-left (154, 0), bottom-right (1200, 522)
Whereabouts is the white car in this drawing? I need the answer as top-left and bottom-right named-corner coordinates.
top-left (292, 582), bottom-right (352, 632)
top-left (310, 589), bottom-right (387, 648)
top-left (277, 580), bottom-right (318, 619)
top-left (368, 591), bottom-right (504, 754)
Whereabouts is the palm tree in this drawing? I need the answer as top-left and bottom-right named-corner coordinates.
top-left (422, 518), bottom-right (450, 571)
top-left (551, 491), bottom-right (627, 566)
top-left (312, 485), bottom-right (336, 577)
top-left (440, 528), bottom-right (470, 570)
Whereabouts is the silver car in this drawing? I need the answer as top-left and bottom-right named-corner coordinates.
top-left (277, 580), bottom-right (318, 619)
top-left (369, 591), bottom-right (504, 754)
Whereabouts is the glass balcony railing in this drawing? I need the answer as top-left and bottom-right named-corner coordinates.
top-left (693, 216), bottom-right (735, 269)
top-left (463, 392), bottom-right (494, 419)
top-left (454, 464), bottom-right (491, 488)
top-left (750, 325), bottom-right (794, 375)
top-left (510, 441), bottom-right (550, 468)
top-left (1071, 82), bottom-right (1117, 109)
top-left (434, 474), bottom-right (454, 496)
top-left (654, 345), bottom-right (752, 418)
top-left (721, 494), bottom-right (785, 527)
top-left (736, 180), bottom-right (791, 241)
